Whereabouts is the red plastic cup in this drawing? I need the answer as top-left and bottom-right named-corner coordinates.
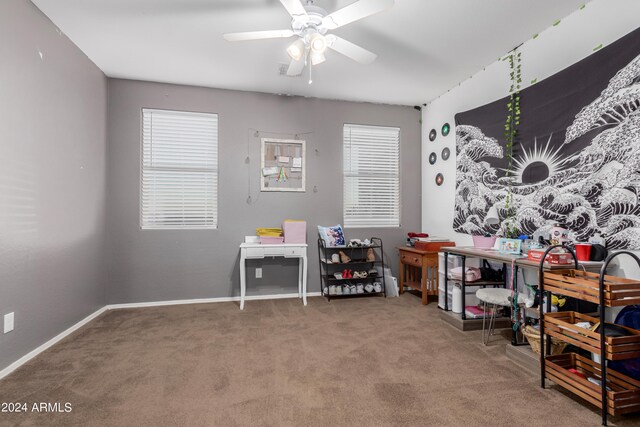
top-left (574, 243), bottom-right (592, 261)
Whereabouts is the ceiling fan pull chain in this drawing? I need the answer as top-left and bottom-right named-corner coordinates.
top-left (308, 60), bottom-right (313, 85)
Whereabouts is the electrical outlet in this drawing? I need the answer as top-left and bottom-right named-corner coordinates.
top-left (255, 268), bottom-right (262, 279)
top-left (4, 312), bottom-right (14, 334)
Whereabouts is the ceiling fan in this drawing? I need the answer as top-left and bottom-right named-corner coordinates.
top-left (223, 0), bottom-right (394, 77)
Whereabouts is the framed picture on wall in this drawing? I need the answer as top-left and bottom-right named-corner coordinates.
top-left (261, 138), bottom-right (305, 192)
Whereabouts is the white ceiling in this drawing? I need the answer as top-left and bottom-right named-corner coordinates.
top-left (31, 0), bottom-right (588, 106)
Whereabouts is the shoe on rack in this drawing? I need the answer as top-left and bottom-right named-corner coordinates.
top-left (349, 284), bottom-right (357, 294)
top-left (334, 272), bottom-right (343, 280)
top-left (368, 268), bottom-right (378, 277)
top-left (366, 248), bottom-right (375, 262)
top-left (356, 283), bottom-right (364, 294)
top-left (364, 283), bottom-right (374, 293)
top-left (323, 287), bottom-right (329, 295)
top-left (346, 270), bottom-right (353, 279)
top-left (373, 282), bottom-right (382, 293)
top-left (343, 285), bottom-right (351, 295)
top-left (339, 251), bottom-right (351, 264)
top-left (335, 285), bottom-right (343, 295)
top-left (353, 271), bottom-right (362, 279)
top-left (329, 285), bottom-right (337, 295)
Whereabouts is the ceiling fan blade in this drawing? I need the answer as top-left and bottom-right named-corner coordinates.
top-left (223, 29), bottom-right (294, 42)
top-left (326, 35), bottom-right (377, 64)
top-left (279, 0), bottom-right (308, 19)
top-left (322, 0), bottom-right (394, 30)
top-left (287, 54), bottom-right (307, 76)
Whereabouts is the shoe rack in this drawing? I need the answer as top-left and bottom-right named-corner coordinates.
top-left (317, 237), bottom-right (387, 301)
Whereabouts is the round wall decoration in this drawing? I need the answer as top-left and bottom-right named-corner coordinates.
top-left (429, 129), bottom-right (437, 141)
top-left (442, 123), bottom-right (451, 136)
top-left (442, 147), bottom-right (451, 161)
top-left (429, 152), bottom-right (437, 165)
top-left (435, 173), bottom-right (444, 186)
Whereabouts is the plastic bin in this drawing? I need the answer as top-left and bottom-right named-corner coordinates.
top-left (283, 220), bottom-right (306, 243)
top-left (452, 283), bottom-right (480, 313)
top-left (438, 272), bottom-right (453, 309)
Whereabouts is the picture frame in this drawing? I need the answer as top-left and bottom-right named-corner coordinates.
top-left (498, 238), bottom-right (522, 254)
top-left (260, 138), bottom-right (305, 192)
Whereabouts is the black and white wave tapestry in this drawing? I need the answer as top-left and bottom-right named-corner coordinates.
top-left (454, 27), bottom-right (640, 249)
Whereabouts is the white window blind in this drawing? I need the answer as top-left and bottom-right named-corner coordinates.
top-left (343, 124), bottom-right (400, 228)
top-left (141, 109), bottom-right (218, 229)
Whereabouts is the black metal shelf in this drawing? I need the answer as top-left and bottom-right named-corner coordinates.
top-left (318, 237), bottom-right (387, 302)
top-left (445, 279), bottom-right (504, 287)
top-left (326, 276), bottom-right (380, 283)
top-left (320, 245), bottom-right (382, 250)
top-left (321, 291), bottom-right (385, 299)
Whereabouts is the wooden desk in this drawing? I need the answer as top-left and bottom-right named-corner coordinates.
top-left (440, 246), bottom-right (603, 343)
top-left (398, 247), bottom-right (439, 304)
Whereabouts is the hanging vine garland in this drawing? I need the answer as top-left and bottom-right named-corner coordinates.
top-left (503, 49), bottom-right (523, 332)
top-left (503, 48), bottom-right (522, 239)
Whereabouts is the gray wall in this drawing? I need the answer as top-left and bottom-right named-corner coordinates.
top-left (106, 79), bottom-right (421, 303)
top-left (0, 0), bottom-right (107, 371)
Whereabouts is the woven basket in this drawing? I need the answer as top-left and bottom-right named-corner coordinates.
top-left (523, 325), bottom-right (567, 355)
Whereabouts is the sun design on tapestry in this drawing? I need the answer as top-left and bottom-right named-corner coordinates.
top-left (507, 135), bottom-right (568, 184)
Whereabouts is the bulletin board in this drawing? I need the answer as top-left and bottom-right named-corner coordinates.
top-left (261, 138), bottom-right (305, 192)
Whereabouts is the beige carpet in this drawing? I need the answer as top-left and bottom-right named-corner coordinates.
top-left (1, 295), bottom-right (638, 426)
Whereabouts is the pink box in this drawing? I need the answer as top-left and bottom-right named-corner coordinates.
top-left (260, 236), bottom-right (284, 244)
top-left (283, 221), bottom-right (306, 244)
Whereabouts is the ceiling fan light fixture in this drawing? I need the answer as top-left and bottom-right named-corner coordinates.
top-left (309, 33), bottom-right (327, 54)
top-left (310, 50), bottom-right (326, 65)
top-left (287, 38), bottom-right (306, 61)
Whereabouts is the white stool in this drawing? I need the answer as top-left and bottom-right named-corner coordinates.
top-left (475, 288), bottom-right (523, 345)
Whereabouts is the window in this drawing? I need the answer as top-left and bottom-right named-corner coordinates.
top-left (141, 109), bottom-right (218, 229)
top-left (343, 124), bottom-right (400, 228)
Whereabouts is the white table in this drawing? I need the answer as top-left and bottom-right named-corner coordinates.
top-left (239, 242), bottom-right (308, 310)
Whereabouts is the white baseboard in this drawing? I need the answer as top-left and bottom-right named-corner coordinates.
top-left (0, 306), bottom-right (109, 381)
top-left (106, 292), bottom-right (322, 310)
top-left (0, 292), bottom-right (321, 380)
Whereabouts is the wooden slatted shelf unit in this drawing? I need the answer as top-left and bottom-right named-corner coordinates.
top-left (546, 353), bottom-right (640, 416)
top-left (545, 312), bottom-right (640, 361)
top-left (539, 246), bottom-right (640, 425)
top-left (543, 269), bottom-right (640, 307)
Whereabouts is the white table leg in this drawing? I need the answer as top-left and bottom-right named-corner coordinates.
top-left (302, 255), bottom-right (308, 306)
top-left (298, 256), bottom-right (303, 298)
top-left (240, 254), bottom-right (246, 310)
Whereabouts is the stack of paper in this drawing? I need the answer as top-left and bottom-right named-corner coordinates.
top-left (256, 228), bottom-right (282, 237)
